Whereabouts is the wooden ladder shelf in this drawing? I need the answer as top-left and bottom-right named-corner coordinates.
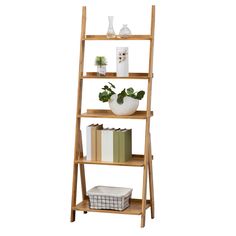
top-left (70, 5), bottom-right (155, 228)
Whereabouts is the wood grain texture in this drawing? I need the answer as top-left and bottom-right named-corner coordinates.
top-left (148, 133), bottom-right (155, 219)
top-left (81, 72), bottom-right (152, 79)
top-left (141, 5), bottom-right (155, 228)
top-left (83, 35), bottom-right (152, 40)
top-left (75, 155), bottom-right (145, 167)
top-left (70, 6), bottom-right (86, 222)
top-left (79, 130), bottom-right (86, 201)
top-left (78, 109), bottom-right (153, 119)
top-left (73, 199), bottom-right (151, 215)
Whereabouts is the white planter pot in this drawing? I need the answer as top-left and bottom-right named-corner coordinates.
top-left (109, 94), bottom-right (139, 116)
top-left (116, 47), bottom-right (129, 77)
top-left (97, 65), bottom-right (106, 76)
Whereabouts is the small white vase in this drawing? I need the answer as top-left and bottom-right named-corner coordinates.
top-left (116, 47), bottom-right (129, 77)
top-left (109, 94), bottom-right (139, 116)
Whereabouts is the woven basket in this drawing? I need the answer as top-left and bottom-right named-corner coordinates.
top-left (87, 186), bottom-right (132, 211)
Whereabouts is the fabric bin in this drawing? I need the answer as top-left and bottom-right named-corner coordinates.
top-left (87, 186), bottom-right (132, 211)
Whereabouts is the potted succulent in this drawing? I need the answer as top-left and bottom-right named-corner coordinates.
top-left (99, 82), bottom-right (145, 115)
top-left (95, 56), bottom-right (107, 76)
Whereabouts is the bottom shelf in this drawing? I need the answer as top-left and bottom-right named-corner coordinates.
top-left (73, 199), bottom-right (150, 215)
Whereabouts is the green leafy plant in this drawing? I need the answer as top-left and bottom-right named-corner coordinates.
top-left (99, 82), bottom-right (145, 104)
top-left (95, 56), bottom-right (107, 66)
top-left (99, 82), bottom-right (115, 102)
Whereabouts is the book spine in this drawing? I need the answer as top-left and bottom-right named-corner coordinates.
top-left (96, 130), bottom-right (102, 162)
top-left (113, 130), bottom-right (119, 162)
top-left (86, 126), bottom-right (92, 160)
top-left (91, 127), bottom-right (97, 161)
top-left (119, 131), bottom-right (125, 162)
top-left (125, 129), bottom-right (132, 161)
top-left (101, 130), bottom-right (113, 162)
top-left (91, 125), bottom-right (103, 161)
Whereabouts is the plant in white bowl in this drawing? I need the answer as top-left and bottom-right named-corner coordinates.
top-left (98, 82), bottom-right (145, 116)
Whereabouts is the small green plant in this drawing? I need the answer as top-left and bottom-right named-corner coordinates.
top-left (99, 82), bottom-right (145, 104)
top-left (95, 56), bottom-right (107, 66)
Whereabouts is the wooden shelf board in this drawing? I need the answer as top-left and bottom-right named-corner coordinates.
top-left (78, 109), bottom-right (153, 119)
top-left (73, 199), bottom-right (150, 215)
top-left (83, 35), bottom-right (152, 40)
top-left (76, 155), bottom-right (144, 167)
top-left (81, 72), bottom-right (151, 79)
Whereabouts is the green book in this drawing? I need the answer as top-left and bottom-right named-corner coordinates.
top-left (113, 129), bottom-right (120, 162)
top-left (125, 129), bottom-right (132, 162)
top-left (119, 129), bottom-right (132, 162)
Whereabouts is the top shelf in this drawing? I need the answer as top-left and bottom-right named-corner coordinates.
top-left (83, 35), bottom-right (152, 41)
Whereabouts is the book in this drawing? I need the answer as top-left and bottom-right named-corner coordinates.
top-left (86, 124), bottom-right (94, 160)
top-left (91, 124), bottom-right (97, 161)
top-left (119, 129), bottom-right (132, 162)
top-left (113, 129), bottom-right (120, 162)
top-left (92, 127), bottom-right (132, 163)
top-left (86, 124), bottom-right (103, 160)
top-left (91, 124), bottom-right (103, 161)
top-left (96, 129), bottom-right (102, 161)
top-left (101, 128), bottom-right (114, 162)
top-left (125, 129), bottom-right (132, 162)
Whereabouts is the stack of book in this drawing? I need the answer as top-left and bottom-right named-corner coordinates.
top-left (86, 124), bottom-right (132, 162)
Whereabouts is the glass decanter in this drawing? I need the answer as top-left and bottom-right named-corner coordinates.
top-left (107, 16), bottom-right (116, 38)
top-left (119, 24), bottom-right (131, 37)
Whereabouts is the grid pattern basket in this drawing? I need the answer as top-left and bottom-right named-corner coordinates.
top-left (87, 186), bottom-right (132, 211)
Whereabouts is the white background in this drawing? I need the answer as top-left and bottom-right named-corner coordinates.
top-left (0, 0), bottom-right (236, 235)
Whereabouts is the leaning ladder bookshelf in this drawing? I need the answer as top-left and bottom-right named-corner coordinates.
top-left (70, 6), bottom-right (155, 228)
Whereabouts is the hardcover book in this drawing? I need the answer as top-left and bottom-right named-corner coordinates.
top-left (96, 129), bottom-right (102, 161)
top-left (91, 124), bottom-right (103, 160)
top-left (86, 124), bottom-right (94, 160)
top-left (113, 129), bottom-right (120, 162)
top-left (86, 124), bottom-right (103, 160)
top-left (119, 129), bottom-right (132, 162)
top-left (101, 128), bottom-right (114, 162)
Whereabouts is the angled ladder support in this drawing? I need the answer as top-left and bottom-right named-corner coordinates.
top-left (141, 5), bottom-right (155, 227)
top-left (70, 6), bottom-right (87, 222)
top-left (148, 133), bottom-right (155, 219)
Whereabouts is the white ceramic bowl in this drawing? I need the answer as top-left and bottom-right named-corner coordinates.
top-left (109, 94), bottom-right (139, 116)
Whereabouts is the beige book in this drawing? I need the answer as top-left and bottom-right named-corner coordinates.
top-left (91, 124), bottom-right (103, 160)
top-left (96, 129), bottom-right (102, 161)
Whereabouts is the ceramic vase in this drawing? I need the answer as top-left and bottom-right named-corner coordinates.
top-left (116, 47), bottom-right (129, 77)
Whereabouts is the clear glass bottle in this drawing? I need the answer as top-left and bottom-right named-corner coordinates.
top-left (119, 24), bottom-right (131, 37)
top-left (107, 16), bottom-right (116, 38)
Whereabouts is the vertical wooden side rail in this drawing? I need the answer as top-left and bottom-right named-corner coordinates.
top-left (141, 5), bottom-right (155, 228)
top-left (70, 6), bottom-right (87, 222)
top-left (148, 5), bottom-right (155, 221)
top-left (148, 133), bottom-right (155, 219)
top-left (79, 130), bottom-right (87, 206)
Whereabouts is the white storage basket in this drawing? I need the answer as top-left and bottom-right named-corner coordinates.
top-left (87, 186), bottom-right (132, 211)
